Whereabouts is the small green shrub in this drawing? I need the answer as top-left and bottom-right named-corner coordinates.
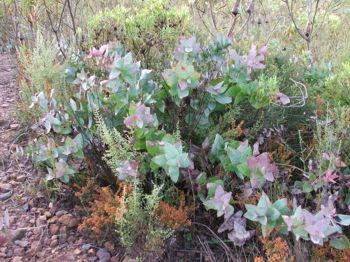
top-left (117, 183), bottom-right (173, 258)
top-left (323, 63), bottom-right (350, 106)
top-left (18, 33), bottom-right (66, 124)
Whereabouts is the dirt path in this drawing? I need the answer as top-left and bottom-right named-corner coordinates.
top-left (0, 53), bottom-right (119, 262)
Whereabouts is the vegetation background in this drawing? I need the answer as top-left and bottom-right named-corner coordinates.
top-left (1, 0), bottom-right (350, 261)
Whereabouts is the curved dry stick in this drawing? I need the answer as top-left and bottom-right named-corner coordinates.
top-left (192, 222), bottom-right (236, 261)
top-left (271, 78), bottom-right (308, 108)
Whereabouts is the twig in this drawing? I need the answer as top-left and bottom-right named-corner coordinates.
top-left (193, 222), bottom-right (236, 261)
top-left (226, 0), bottom-right (242, 38)
top-left (209, 0), bottom-right (217, 31)
top-left (43, 0), bottom-right (67, 59)
top-left (66, 0), bottom-right (76, 35)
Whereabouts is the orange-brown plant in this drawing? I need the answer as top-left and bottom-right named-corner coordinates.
top-left (260, 237), bottom-right (290, 262)
top-left (156, 201), bottom-right (191, 230)
top-left (78, 184), bottom-right (130, 237)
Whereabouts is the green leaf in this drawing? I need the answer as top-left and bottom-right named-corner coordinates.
top-left (211, 134), bottom-right (224, 157)
top-left (69, 98), bottom-right (77, 111)
top-left (236, 163), bottom-right (249, 179)
top-left (330, 235), bottom-right (350, 250)
top-left (302, 182), bottom-right (313, 193)
top-left (272, 199), bottom-right (289, 214)
top-left (336, 214), bottom-right (350, 226)
top-left (169, 166), bottom-right (180, 182)
top-left (152, 155), bottom-right (166, 167)
top-left (164, 143), bottom-right (179, 159)
top-left (215, 95), bottom-right (232, 104)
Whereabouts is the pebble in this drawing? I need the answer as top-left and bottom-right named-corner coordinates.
top-left (13, 247), bottom-right (25, 256)
top-left (44, 211), bottom-right (52, 218)
top-left (87, 248), bottom-right (95, 256)
top-left (10, 228), bottom-right (26, 241)
top-left (55, 210), bottom-right (67, 217)
top-left (81, 244), bottom-right (92, 253)
top-left (67, 235), bottom-right (76, 244)
top-left (16, 175), bottom-right (26, 182)
top-left (50, 239), bottom-right (58, 248)
top-left (49, 224), bottom-right (59, 235)
top-left (104, 241), bottom-right (115, 253)
top-left (74, 248), bottom-right (82, 256)
top-left (11, 256), bottom-right (22, 262)
top-left (59, 214), bottom-right (79, 228)
top-left (48, 216), bottom-right (58, 224)
top-left (96, 248), bottom-right (111, 262)
top-left (14, 240), bottom-right (28, 248)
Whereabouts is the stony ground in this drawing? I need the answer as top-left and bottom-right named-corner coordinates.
top-left (0, 53), bottom-right (123, 262)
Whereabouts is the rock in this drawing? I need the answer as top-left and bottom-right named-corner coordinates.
top-left (44, 238), bottom-right (51, 246)
top-left (51, 235), bottom-right (58, 240)
top-left (0, 190), bottom-right (13, 201)
top-left (36, 215), bottom-right (46, 226)
top-left (13, 247), bottom-right (25, 256)
top-left (14, 240), bottom-right (28, 248)
top-left (59, 225), bottom-right (67, 235)
top-left (59, 214), bottom-right (79, 228)
top-left (76, 238), bottom-right (85, 245)
top-left (33, 228), bottom-right (42, 235)
top-left (16, 175), bottom-right (26, 182)
top-left (110, 256), bottom-right (119, 262)
top-left (11, 256), bottom-right (22, 262)
top-left (96, 249), bottom-right (111, 262)
top-left (10, 229), bottom-right (26, 241)
top-left (44, 211), bottom-right (52, 218)
top-left (87, 248), bottom-right (95, 256)
top-left (104, 241), bottom-right (115, 253)
top-left (48, 216), bottom-right (58, 224)
top-left (37, 251), bottom-right (46, 258)
top-left (50, 239), bottom-right (58, 248)
top-left (22, 203), bottom-right (30, 212)
top-left (10, 123), bottom-right (19, 129)
top-left (0, 183), bottom-right (12, 191)
top-left (30, 241), bottom-right (41, 251)
top-left (74, 248), bottom-right (82, 256)
top-left (49, 224), bottom-right (59, 235)
top-left (6, 249), bottom-right (13, 257)
top-left (55, 210), bottom-right (67, 217)
top-left (81, 244), bottom-right (92, 253)
top-left (37, 208), bottom-right (45, 214)
top-left (67, 235), bottom-right (76, 244)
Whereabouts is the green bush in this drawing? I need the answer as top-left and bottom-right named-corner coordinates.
top-left (323, 63), bottom-right (350, 106)
top-left (88, 0), bottom-right (190, 69)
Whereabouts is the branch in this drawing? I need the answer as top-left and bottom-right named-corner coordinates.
top-left (66, 0), bottom-right (76, 35)
top-left (283, 0), bottom-right (308, 41)
top-left (43, 0), bottom-right (67, 59)
top-left (226, 0), bottom-right (241, 38)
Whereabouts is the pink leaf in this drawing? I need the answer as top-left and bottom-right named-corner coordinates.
top-left (276, 92), bottom-right (290, 105)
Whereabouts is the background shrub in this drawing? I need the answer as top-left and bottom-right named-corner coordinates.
top-left (88, 0), bottom-right (190, 69)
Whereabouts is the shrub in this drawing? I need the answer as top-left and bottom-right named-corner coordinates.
top-left (18, 33), bottom-right (66, 124)
top-left (78, 186), bottom-right (124, 237)
top-left (323, 63), bottom-right (350, 106)
top-left (116, 183), bottom-right (173, 258)
top-left (26, 33), bottom-right (350, 257)
top-left (88, 0), bottom-right (190, 69)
